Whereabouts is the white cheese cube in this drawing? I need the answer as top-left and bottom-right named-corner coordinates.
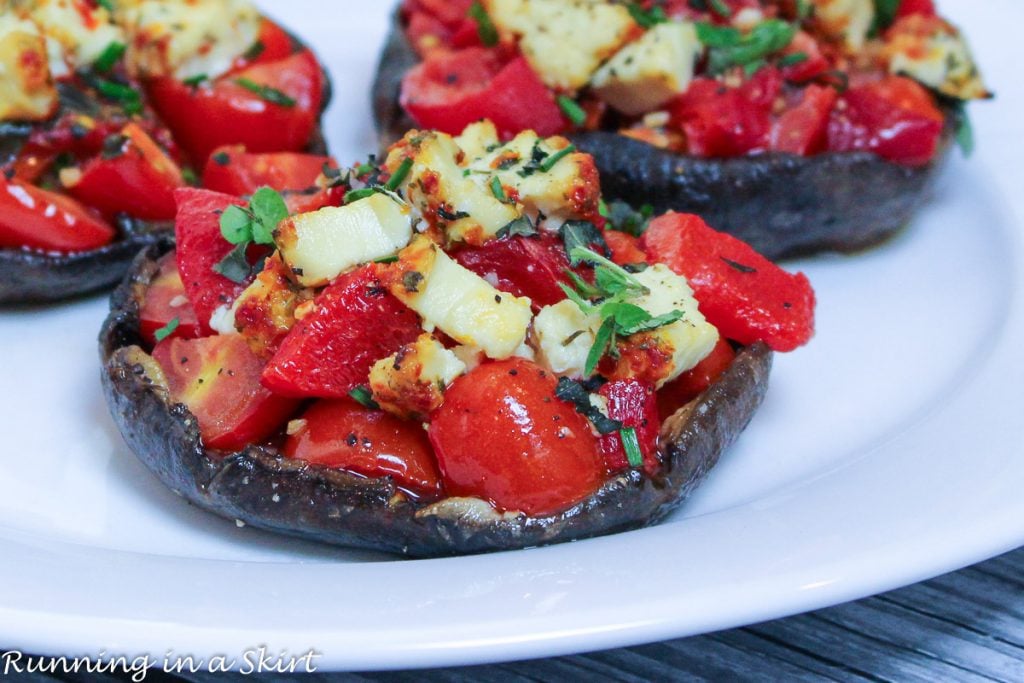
top-left (276, 193), bottom-right (413, 288)
top-left (28, 0), bottom-right (124, 70)
top-left (484, 0), bottom-right (638, 91)
top-left (630, 265), bottom-right (718, 385)
top-left (534, 299), bottom-right (600, 378)
top-left (386, 131), bottom-right (521, 244)
top-left (386, 237), bottom-right (533, 360)
top-left (118, 0), bottom-right (261, 80)
top-left (455, 120), bottom-right (501, 160)
top-left (0, 15), bottom-right (57, 122)
top-left (591, 22), bottom-right (701, 116)
top-left (811, 0), bottom-right (874, 51)
top-left (370, 334), bottom-right (467, 418)
top-left (885, 18), bottom-right (989, 100)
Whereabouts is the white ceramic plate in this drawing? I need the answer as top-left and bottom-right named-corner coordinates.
top-left (1, 0), bottom-right (1021, 671)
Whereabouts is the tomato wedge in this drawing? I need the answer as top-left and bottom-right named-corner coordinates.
top-left (401, 49), bottom-right (566, 138)
top-left (139, 252), bottom-right (201, 346)
top-left (770, 84), bottom-right (837, 155)
top-left (284, 400), bottom-right (443, 498)
top-left (202, 146), bottom-right (334, 197)
top-left (429, 358), bottom-right (606, 517)
top-left (641, 212), bottom-right (816, 352)
top-left (151, 334), bottom-right (299, 451)
top-left (147, 50), bottom-right (324, 165)
top-left (0, 176), bottom-right (115, 253)
top-left (261, 265), bottom-right (424, 399)
top-left (597, 380), bottom-right (661, 475)
top-left (66, 123), bottom-right (185, 221)
top-left (174, 188), bottom-right (263, 335)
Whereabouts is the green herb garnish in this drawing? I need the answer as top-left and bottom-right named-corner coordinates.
top-left (182, 73), bottom-right (208, 89)
top-left (214, 188), bottom-right (288, 281)
top-left (95, 41), bottom-right (125, 73)
top-left (385, 157), bottom-right (413, 191)
top-left (468, 1), bottom-right (499, 47)
top-left (213, 243), bottom-right (253, 284)
top-left (235, 77), bottom-right (296, 107)
top-left (343, 187), bottom-right (379, 204)
top-left (555, 378), bottom-right (622, 434)
top-left (153, 317), bottom-right (180, 343)
top-left (97, 0), bottom-right (115, 11)
top-left (558, 95), bottom-right (587, 127)
top-left (620, 427), bottom-right (644, 467)
top-left (604, 200), bottom-right (654, 237)
top-left (539, 144), bottom-right (576, 173)
top-left (561, 221), bottom-right (611, 264)
top-left (94, 78), bottom-right (142, 114)
top-left (349, 386), bottom-right (380, 409)
top-left (625, 2), bottom-right (667, 29)
top-left (777, 51), bottom-right (808, 68)
top-left (489, 176), bottom-right (507, 202)
top-left (496, 215), bottom-right (538, 239)
top-left (871, 0), bottom-right (901, 34)
top-left (696, 19), bottom-right (797, 75)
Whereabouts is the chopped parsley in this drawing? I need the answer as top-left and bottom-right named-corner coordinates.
top-left (97, 0), bottom-right (115, 11)
top-left (602, 200), bottom-right (654, 237)
top-left (93, 78), bottom-right (142, 114)
top-left (561, 220), bottom-right (611, 263)
top-left (555, 378), bottom-right (622, 435)
top-left (496, 215), bottom-right (538, 239)
top-left (214, 187), bottom-right (289, 282)
top-left (153, 317), bottom-right (180, 343)
top-left (625, 2), bottom-right (667, 29)
top-left (235, 78), bottom-right (296, 107)
top-left (489, 176), bottom-right (508, 202)
top-left (386, 157), bottom-right (414, 190)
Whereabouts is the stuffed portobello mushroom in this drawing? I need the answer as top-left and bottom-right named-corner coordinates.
top-left (0, 0), bottom-right (332, 305)
top-left (373, 0), bottom-right (990, 260)
top-left (101, 121), bottom-right (814, 557)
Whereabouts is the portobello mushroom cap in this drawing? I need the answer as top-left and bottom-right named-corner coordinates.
top-left (371, 13), bottom-right (955, 261)
top-left (100, 241), bottom-right (773, 557)
top-left (0, 32), bottom-right (333, 306)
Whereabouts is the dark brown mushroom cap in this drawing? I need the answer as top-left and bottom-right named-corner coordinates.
top-left (371, 12), bottom-right (955, 261)
top-left (0, 28), bottom-right (333, 306)
top-left (100, 242), bottom-right (773, 557)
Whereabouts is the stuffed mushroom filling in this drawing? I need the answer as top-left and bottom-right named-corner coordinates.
top-left (125, 120), bottom-right (815, 519)
top-left (398, 0), bottom-right (988, 167)
top-left (0, 0), bottom-right (327, 257)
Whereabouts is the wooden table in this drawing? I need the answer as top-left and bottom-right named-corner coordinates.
top-left (10, 547), bottom-right (1022, 681)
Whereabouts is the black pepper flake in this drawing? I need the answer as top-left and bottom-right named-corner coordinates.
top-left (402, 271), bottom-right (425, 293)
top-left (721, 257), bottom-right (757, 274)
top-left (509, 369), bottom-right (518, 376)
top-left (494, 295), bottom-right (502, 303)
top-left (346, 433), bottom-right (358, 447)
top-left (783, 302), bottom-right (793, 309)
top-left (367, 286), bottom-right (386, 298)
top-left (291, 267), bottom-right (304, 276)
top-left (212, 151), bottom-right (230, 166)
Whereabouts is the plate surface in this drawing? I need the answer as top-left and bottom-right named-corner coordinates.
top-left (1, 0), bottom-right (1021, 671)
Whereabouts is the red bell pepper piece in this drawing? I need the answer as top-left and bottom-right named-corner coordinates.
top-left (597, 380), bottom-right (661, 475)
top-left (454, 233), bottom-right (571, 311)
top-left (261, 265), bottom-right (423, 398)
top-left (641, 212), bottom-right (815, 352)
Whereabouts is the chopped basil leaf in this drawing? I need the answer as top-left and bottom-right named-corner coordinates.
top-left (244, 40), bottom-right (266, 61)
top-left (620, 427), bottom-right (644, 468)
top-left (385, 157), bottom-right (413, 190)
top-left (235, 77), bottom-right (296, 107)
top-left (468, 1), bottom-right (499, 47)
top-left (349, 385), bottom-right (380, 409)
top-left (213, 243), bottom-right (253, 284)
top-left (153, 317), bottom-right (180, 343)
top-left (94, 41), bottom-right (125, 73)
top-left (561, 221), bottom-right (610, 264)
top-left (249, 187), bottom-right (289, 244)
top-left (871, 0), bottom-right (901, 34)
top-left (219, 205), bottom-right (253, 244)
top-left (496, 215), bottom-right (538, 239)
top-left (605, 200), bottom-right (654, 237)
top-left (619, 309), bottom-right (685, 336)
top-left (558, 95), bottom-right (587, 127)
top-left (555, 377), bottom-right (622, 434)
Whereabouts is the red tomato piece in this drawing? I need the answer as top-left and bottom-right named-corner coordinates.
top-left (174, 188), bottom-right (264, 335)
top-left (261, 265), bottom-right (423, 399)
top-left (151, 334), bottom-right (299, 451)
top-left (641, 212), bottom-right (816, 352)
top-left (202, 145), bottom-right (334, 197)
top-left (770, 84), bottom-right (838, 155)
top-left (401, 49), bottom-right (566, 138)
top-left (656, 336), bottom-right (736, 420)
top-left (147, 50), bottom-right (324, 165)
top-left (0, 176), bottom-right (115, 253)
top-left (406, 0), bottom-right (475, 27)
top-left (284, 400), bottom-right (443, 498)
top-left (779, 31), bottom-right (831, 83)
top-left (603, 230), bottom-right (647, 266)
top-left (597, 380), bottom-right (661, 475)
top-left (896, 0), bottom-right (936, 18)
top-left (229, 19), bottom-right (297, 73)
top-left (139, 252), bottom-right (201, 346)
top-left (454, 233), bottom-right (571, 311)
top-left (429, 358), bottom-right (606, 517)
top-left (827, 76), bottom-right (944, 167)
top-left (670, 69), bottom-right (779, 157)
top-left (67, 123), bottom-right (185, 221)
